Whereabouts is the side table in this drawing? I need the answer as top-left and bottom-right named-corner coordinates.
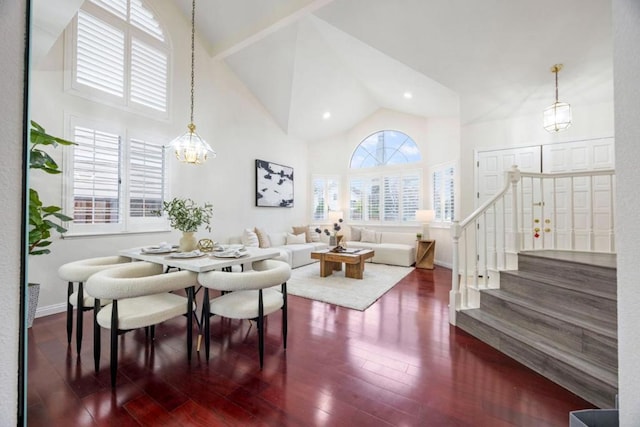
top-left (416, 240), bottom-right (435, 269)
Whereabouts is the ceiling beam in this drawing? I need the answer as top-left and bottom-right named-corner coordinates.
top-left (211, 0), bottom-right (335, 60)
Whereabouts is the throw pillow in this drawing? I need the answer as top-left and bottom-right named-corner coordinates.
top-left (292, 225), bottom-right (311, 243)
top-left (285, 232), bottom-right (306, 245)
top-left (309, 226), bottom-right (320, 242)
top-left (361, 228), bottom-right (377, 243)
top-left (241, 228), bottom-right (259, 247)
top-left (350, 226), bottom-right (362, 241)
top-left (254, 227), bottom-right (271, 248)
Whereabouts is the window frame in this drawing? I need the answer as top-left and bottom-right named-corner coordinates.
top-left (311, 175), bottom-right (340, 222)
top-left (432, 162), bottom-right (456, 223)
top-left (63, 115), bottom-right (170, 236)
top-left (64, 0), bottom-right (171, 120)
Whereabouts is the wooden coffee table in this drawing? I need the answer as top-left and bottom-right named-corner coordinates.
top-left (310, 249), bottom-right (375, 279)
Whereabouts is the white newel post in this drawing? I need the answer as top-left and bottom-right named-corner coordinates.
top-left (450, 221), bottom-right (462, 325)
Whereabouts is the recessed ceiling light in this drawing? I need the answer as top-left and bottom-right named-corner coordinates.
top-left (403, 92), bottom-right (413, 99)
top-left (322, 111), bottom-right (331, 120)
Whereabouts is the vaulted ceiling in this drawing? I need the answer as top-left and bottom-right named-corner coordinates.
top-left (34, 0), bottom-right (614, 142)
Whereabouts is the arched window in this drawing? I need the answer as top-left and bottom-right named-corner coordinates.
top-left (349, 130), bottom-right (422, 222)
top-left (68, 0), bottom-right (170, 115)
top-left (350, 130), bottom-right (422, 168)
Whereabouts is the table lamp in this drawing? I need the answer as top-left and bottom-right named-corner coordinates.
top-left (415, 209), bottom-right (435, 240)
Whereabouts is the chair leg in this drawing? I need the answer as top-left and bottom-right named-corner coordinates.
top-left (203, 288), bottom-right (210, 361)
top-left (66, 282), bottom-right (73, 345)
top-left (150, 325), bottom-right (155, 340)
top-left (93, 298), bottom-right (101, 373)
top-left (282, 282), bottom-right (288, 349)
top-left (187, 286), bottom-right (193, 362)
top-left (258, 290), bottom-right (264, 369)
top-left (76, 282), bottom-right (84, 355)
top-left (110, 300), bottom-right (119, 388)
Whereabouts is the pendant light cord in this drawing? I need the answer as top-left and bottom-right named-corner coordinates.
top-left (555, 68), bottom-right (559, 103)
top-left (189, 0), bottom-right (196, 126)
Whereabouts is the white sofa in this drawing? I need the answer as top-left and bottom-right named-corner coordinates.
top-left (344, 229), bottom-right (417, 267)
top-left (230, 229), bottom-right (328, 269)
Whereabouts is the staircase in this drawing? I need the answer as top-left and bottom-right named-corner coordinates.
top-left (456, 250), bottom-right (618, 408)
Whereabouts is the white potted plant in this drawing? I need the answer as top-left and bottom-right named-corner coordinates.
top-left (162, 197), bottom-right (213, 252)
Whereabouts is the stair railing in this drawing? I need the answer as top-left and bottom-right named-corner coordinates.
top-left (449, 166), bottom-right (615, 325)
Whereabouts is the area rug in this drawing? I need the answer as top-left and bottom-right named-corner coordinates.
top-left (284, 262), bottom-right (413, 311)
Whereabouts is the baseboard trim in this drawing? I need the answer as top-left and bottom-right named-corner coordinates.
top-left (36, 303), bottom-right (66, 319)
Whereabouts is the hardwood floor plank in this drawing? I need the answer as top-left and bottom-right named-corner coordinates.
top-left (27, 266), bottom-right (594, 426)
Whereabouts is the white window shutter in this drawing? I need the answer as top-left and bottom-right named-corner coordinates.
top-left (130, 38), bottom-right (168, 112)
top-left (383, 176), bottom-right (400, 221)
top-left (402, 173), bottom-right (420, 221)
top-left (129, 139), bottom-right (165, 218)
top-left (76, 10), bottom-right (125, 97)
top-left (73, 126), bottom-right (121, 224)
top-left (89, 0), bottom-right (127, 19)
top-left (349, 178), bottom-right (364, 221)
top-left (130, 0), bottom-right (165, 41)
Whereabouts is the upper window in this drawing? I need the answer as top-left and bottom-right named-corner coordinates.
top-left (68, 0), bottom-right (169, 115)
top-left (350, 130), bottom-right (422, 168)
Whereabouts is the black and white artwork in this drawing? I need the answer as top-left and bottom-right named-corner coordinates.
top-left (255, 159), bottom-right (294, 207)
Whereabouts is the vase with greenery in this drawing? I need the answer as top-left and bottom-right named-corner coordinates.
top-left (28, 121), bottom-right (75, 327)
top-left (162, 198), bottom-right (213, 252)
top-left (315, 218), bottom-right (343, 246)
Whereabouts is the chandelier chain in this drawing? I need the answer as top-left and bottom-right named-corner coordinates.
top-left (190, 0), bottom-right (196, 125)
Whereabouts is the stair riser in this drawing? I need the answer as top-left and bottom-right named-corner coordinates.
top-left (518, 255), bottom-right (616, 297)
top-left (499, 273), bottom-right (617, 326)
top-left (457, 312), bottom-right (617, 408)
top-left (480, 292), bottom-right (617, 371)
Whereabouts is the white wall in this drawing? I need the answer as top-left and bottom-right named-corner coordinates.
top-left (29, 0), bottom-right (309, 315)
top-left (0, 0), bottom-right (26, 424)
top-left (459, 100), bottom-right (615, 217)
top-left (308, 108), bottom-right (460, 266)
top-left (613, 0), bottom-right (640, 423)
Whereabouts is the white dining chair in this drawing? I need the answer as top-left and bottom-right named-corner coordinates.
top-left (86, 261), bottom-right (197, 387)
top-left (57, 256), bottom-right (131, 355)
top-left (197, 259), bottom-right (291, 367)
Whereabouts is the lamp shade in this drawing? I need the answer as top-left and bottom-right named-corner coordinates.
top-left (543, 101), bottom-right (572, 132)
top-left (415, 209), bottom-right (435, 223)
top-left (168, 125), bottom-right (216, 165)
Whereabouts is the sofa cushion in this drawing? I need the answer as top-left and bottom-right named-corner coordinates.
top-left (255, 227), bottom-right (271, 248)
top-left (361, 229), bottom-right (378, 243)
top-left (241, 228), bottom-right (259, 247)
top-left (350, 226), bottom-right (362, 241)
top-left (286, 232), bottom-right (306, 245)
top-left (292, 225), bottom-right (311, 243)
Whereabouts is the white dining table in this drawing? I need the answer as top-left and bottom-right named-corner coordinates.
top-left (118, 246), bottom-right (282, 273)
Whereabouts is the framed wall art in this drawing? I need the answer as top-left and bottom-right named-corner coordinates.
top-left (255, 159), bottom-right (294, 207)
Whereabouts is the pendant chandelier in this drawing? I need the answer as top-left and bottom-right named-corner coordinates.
top-left (168, 0), bottom-right (215, 164)
top-left (543, 64), bottom-right (572, 133)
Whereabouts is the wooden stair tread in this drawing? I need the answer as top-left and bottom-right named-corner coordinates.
top-left (503, 270), bottom-right (616, 301)
top-left (484, 289), bottom-right (617, 338)
top-left (519, 250), bottom-right (616, 270)
top-left (459, 308), bottom-right (617, 387)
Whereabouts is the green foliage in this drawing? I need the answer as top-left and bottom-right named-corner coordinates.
top-left (29, 121), bottom-right (75, 256)
top-left (162, 198), bottom-right (213, 233)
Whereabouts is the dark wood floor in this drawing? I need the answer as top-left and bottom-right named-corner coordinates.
top-left (27, 267), bottom-right (594, 426)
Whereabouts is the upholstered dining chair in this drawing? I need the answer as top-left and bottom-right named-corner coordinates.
top-left (197, 259), bottom-right (291, 367)
top-left (86, 261), bottom-right (197, 387)
top-left (57, 255), bottom-right (132, 355)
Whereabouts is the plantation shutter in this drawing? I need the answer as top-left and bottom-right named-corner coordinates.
top-left (402, 173), bottom-right (420, 221)
top-left (73, 126), bottom-right (121, 224)
top-left (129, 139), bottom-right (165, 218)
top-left (366, 177), bottom-right (381, 221)
top-left (326, 179), bottom-right (339, 213)
top-left (130, 38), bottom-right (168, 112)
top-left (312, 178), bottom-right (325, 221)
top-left (76, 10), bottom-right (125, 97)
top-left (383, 176), bottom-right (400, 221)
top-left (349, 178), bottom-right (364, 221)
top-left (89, 0), bottom-right (126, 19)
top-left (433, 170), bottom-right (443, 221)
top-left (444, 166), bottom-right (455, 221)
top-left (130, 0), bottom-right (165, 41)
